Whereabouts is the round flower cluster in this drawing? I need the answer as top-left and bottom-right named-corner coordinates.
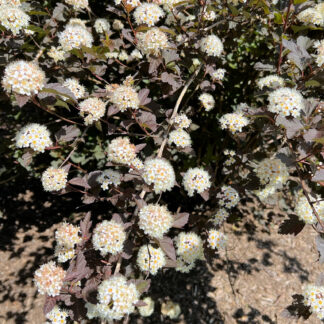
top-left (207, 229), bottom-right (227, 250)
top-left (224, 149), bottom-right (236, 166)
top-left (137, 28), bottom-right (168, 56)
top-left (297, 3), bottom-right (324, 27)
top-left (98, 170), bottom-right (121, 190)
top-left (176, 257), bottom-right (196, 273)
top-left (213, 208), bottom-right (229, 225)
top-left (199, 93), bottom-right (215, 111)
top-left (112, 19), bottom-right (124, 30)
top-left (63, 78), bottom-right (86, 100)
top-left (79, 98), bottom-right (106, 125)
top-left (34, 261), bottom-right (66, 296)
top-left (94, 18), bottom-right (110, 34)
top-left (59, 24), bottom-right (93, 51)
top-left (107, 137), bottom-right (136, 165)
top-left (133, 3), bottom-right (165, 26)
top-left (256, 75), bottom-right (284, 90)
top-left (142, 158), bottom-right (175, 194)
top-left (0, 6), bottom-right (29, 35)
top-left (219, 112), bottom-right (250, 133)
top-left (48, 46), bottom-right (65, 63)
top-left (109, 85), bottom-right (139, 111)
top-left (130, 157), bottom-right (144, 170)
top-left (295, 194), bottom-right (324, 225)
top-left (96, 275), bottom-right (139, 320)
top-left (46, 305), bottom-right (69, 324)
top-left (200, 34), bottom-right (223, 57)
top-left (255, 185), bottom-right (278, 204)
top-left (55, 222), bottom-right (81, 249)
top-left (182, 167), bottom-right (211, 197)
top-left (137, 244), bottom-right (166, 275)
top-left (138, 204), bottom-right (173, 239)
top-left (173, 114), bottom-right (191, 129)
top-left (217, 186), bottom-right (240, 209)
top-left (68, 18), bottom-right (87, 28)
top-left (267, 87), bottom-right (304, 117)
top-left (303, 284), bottom-right (324, 320)
top-left (314, 40), bottom-right (324, 67)
top-left (92, 220), bottom-right (126, 256)
top-left (176, 232), bottom-right (204, 265)
top-left (254, 158), bottom-right (289, 189)
top-left (202, 10), bottom-right (217, 21)
top-left (138, 297), bottom-right (155, 317)
top-left (161, 300), bottom-right (181, 319)
top-left (16, 123), bottom-right (52, 153)
top-left (41, 167), bottom-right (68, 192)
top-left (168, 129), bottom-right (191, 148)
top-left (211, 68), bottom-right (226, 81)
top-left (2, 60), bottom-right (45, 96)
top-left (65, 0), bottom-right (88, 9)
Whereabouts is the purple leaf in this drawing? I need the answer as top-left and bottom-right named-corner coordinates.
top-left (112, 213), bottom-right (123, 223)
top-left (158, 236), bottom-right (176, 261)
top-left (137, 111), bottom-right (158, 132)
top-left (312, 169), bottom-right (324, 182)
top-left (173, 213), bottom-right (189, 228)
top-left (55, 125), bottom-right (80, 142)
top-left (15, 94), bottom-right (29, 107)
top-left (278, 214), bottom-right (305, 236)
top-left (135, 300), bottom-right (147, 307)
top-left (135, 143), bottom-right (146, 153)
top-left (43, 296), bottom-right (57, 315)
top-left (107, 105), bottom-right (120, 117)
top-left (69, 177), bottom-right (91, 189)
top-left (80, 212), bottom-right (92, 242)
top-left (200, 189), bottom-right (210, 201)
top-left (138, 89), bottom-right (151, 106)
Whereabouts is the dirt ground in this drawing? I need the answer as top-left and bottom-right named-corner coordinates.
top-left (0, 188), bottom-right (323, 324)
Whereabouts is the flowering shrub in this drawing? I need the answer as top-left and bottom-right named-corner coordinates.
top-left (1, 0), bottom-right (324, 322)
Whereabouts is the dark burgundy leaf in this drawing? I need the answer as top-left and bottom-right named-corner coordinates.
top-left (138, 89), bottom-right (151, 106)
top-left (164, 259), bottom-right (177, 268)
top-left (82, 278), bottom-right (99, 304)
top-left (200, 189), bottom-right (210, 201)
top-left (80, 212), bottom-right (92, 241)
top-left (173, 213), bottom-right (189, 228)
top-left (278, 214), bottom-right (305, 236)
top-left (20, 151), bottom-right (33, 167)
top-left (61, 163), bottom-right (71, 173)
top-left (161, 72), bottom-right (182, 92)
top-left (69, 177), bottom-right (91, 189)
top-left (137, 111), bottom-right (158, 131)
top-left (276, 116), bottom-right (303, 139)
top-left (15, 94), bottom-right (29, 107)
top-left (107, 105), bottom-right (120, 117)
top-left (158, 237), bottom-right (176, 261)
top-left (135, 143), bottom-right (146, 153)
top-left (87, 171), bottom-right (102, 188)
top-left (43, 296), bottom-right (57, 315)
top-left (55, 125), bottom-right (80, 142)
top-left (38, 83), bottom-right (77, 102)
top-left (69, 298), bottom-right (87, 321)
top-left (112, 213), bottom-right (123, 223)
top-left (58, 294), bottom-right (74, 306)
top-left (312, 169), bottom-right (324, 182)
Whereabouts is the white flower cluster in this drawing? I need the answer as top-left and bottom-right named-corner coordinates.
top-left (95, 275), bottom-right (139, 320)
top-left (295, 193), bottom-right (324, 225)
top-left (213, 208), bottom-right (229, 225)
top-left (109, 85), bottom-right (140, 112)
top-left (92, 220), bottom-right (126, 256)
top-left (112, 19), bottom-right (124, 30)
top-left (138, 204), bottom-right (173, 239)
top-left (176, 232), bottom-right (203, 272)
top-left (168, 128), bottom-right (191, 148)
top-left (134, 3), bottom-right (165, 26)
top-left (182, 167), bottom-right (211, 197)
top-left (173, 114), bottom-right (191, 129)
top-left (41, 167), bottom-right (68, 192)
top-left (59, 24), bottom-right (93, 51)
top-left (65, 0), bottom-right (88, 9)
top-left (303, 284), bottom-right (324, 320)
top-left (202, 10), bottom-right (217, 21)
top-left (297, 3), bottom-right (324, 27)
top-left (46, 305), bottom-right (69, 324)
top-left (138, 297), bottom-right (155, 317)
top-left (107, 137), bottom-right (136, 165)
top-left (63, 78), bottom-right (86, 100)
top-left (267, 87), bottom-right (304, 117)
top-left (207, 229), bottom-right (227, 250)
top-left (34, 261), bottom-right (66, 296)
top-left (16, 124), bottom-right (52, 153)
top-left (55, 222), bottom-right (81, 263)
top-left (2, 60), bottom-right (45, 96)
top-left (217, 186), bottom-right (240, 209)
top-left (211, 68), bottom-right (226, 81)
top-left (79, 98), bottom-right (106, 125)
top-left (256, 75), bottom-right (284, 90)
top-left (98, 169), bottom-right (121, 190)
top-left (0, 0), bottom-right (21, 6)
top-left (0, 6), bottom-right (29, 35)
top-left (199, 93), bottom-right (215, 111)
top-left (200, 34), bottom-right (223, 57)
top-left (219, 112), bottom-right (250, 133)
top-left (94, 18), bottom-right (110, 33)
top-left (130, 157), bottom-right (144, 170)
top-left (137, 28), bottom-right (168, 56)
top-left (254, 158), bottom-right (289, 188)
top-left (224, 149), bottom-right (236, 166)
top-left (314, 40), bottom-right (324, 67)
top-left (48, 46), bottom-right (65, 63)
top-left (142, 158), bottom-right (175, 194)
top-left (161, 300), bottom-right (181, 319)
top-left (137, 244), bottom-right (166, 275)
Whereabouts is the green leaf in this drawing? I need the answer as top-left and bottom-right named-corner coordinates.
top-left (305, 80), bottom-right (321, 87)
top-left (40, 88), bottom-right (75, 102)
top-left (28, 11), bottom-right (49, 16)
top-left (314, 137), bottom-right (324, 144)
top-left (291, 25), bottom-right (309, 33)
top-left (27, 25), bottom-right (45, 34)
top-left (54, 99), bottom-right (70, 110)
top-left (228, 4), bottom-right (239, 16)
top-left (158, 27), bottom-right (176, 36)
top-left (274, 12), bottom-right (283, 24)
top-left (293, 0), bottom-right (307, 4)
